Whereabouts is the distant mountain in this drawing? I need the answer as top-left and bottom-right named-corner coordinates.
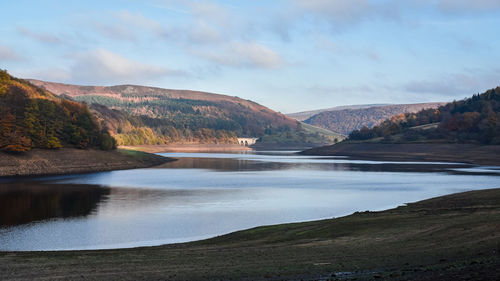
top-left (29, 80), bottom-right (339, 146)
top-left (0, 71), bottom-right (115, 152)
top-left (296, 103), bottom-right (445, 135)
top-left (347, 88), bottom-right (500, 144)
top-left (287, 104), bottom-right (390, 121)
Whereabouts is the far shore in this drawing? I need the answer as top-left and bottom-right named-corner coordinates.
top-left (120, 142), bottom-right (322, 153)
top-left (1, 188), bottom-right (499, 280)
top-left (301, 142), bottom-right (500, 166)
top-left (120, 144), bottom-right (253, 153)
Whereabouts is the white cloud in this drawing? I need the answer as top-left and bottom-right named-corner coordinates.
top-left (17, 26), bottom-right (62, 44)
top-left (69, 49), bottom-right (186, 84)
top-left (437, 0), bottom-right (500, 13)
top-left (188, 1), bottom-right (230, 25)
top-left (293, 0), bottom-right (372, 22)
top-left (403, 69), bottom-right (500, 97)
top-left (192, 41), bottom-right (285, 69)
top-left (91, 22), bottom-right (137, 41)
top-left (0, 45), bottom-right (23, 61)
top-left (118, 10), bottom-right (162, 30)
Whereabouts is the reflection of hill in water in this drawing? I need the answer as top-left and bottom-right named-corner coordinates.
top-left (157, 157), bottom-right (473, 174)
top-left (157, 157), bottom-right (292, 172)
top-left (0, 183), bottom-right (110, 226)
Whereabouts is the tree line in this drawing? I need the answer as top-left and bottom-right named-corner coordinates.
top-left (348, 88), bottom-right (500, 144)
top-left (0, 71), bottom-right (116, 153)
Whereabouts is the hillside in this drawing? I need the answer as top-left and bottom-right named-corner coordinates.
top-left (29, 80), bottom-right (337, 146)
top-left (287, 103), bottom-right (390, 121)
top-left (298, 102), bottom-right (445, 135)
top-left (0, 71), bottom-right (115, 153)
top-left (347, 87), bottom-right (500, 144)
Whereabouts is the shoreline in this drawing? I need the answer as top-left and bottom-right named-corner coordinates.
top-left (301, 143), bottom-right (500, 166)
top-left (121, 143), bottom-right (321, 153)
top-left (1, 188), bottom-right (499, 280)
top-left (0, 148), bottom-right (174, 178)
top-left (120, 144), bottom-right (253, 153)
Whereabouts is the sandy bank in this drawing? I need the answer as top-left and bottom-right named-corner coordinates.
top-left (0, 148), bottom-right (173, 177)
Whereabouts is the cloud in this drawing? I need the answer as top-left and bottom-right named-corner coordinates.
top-left (192, 41), bottom-right (285, 69)
top-left (188, 1), bottom-right (230, 26)
top-left (293, 0), bottom-right (373, 23)
top-left (17, 26), bottom-right (62, 44)
top-left (0, 45), bottom-right (23, 61)
top-left (91, 22), bottom-right (137, 41)
top-left (314, 34), bottom-right (380, 61)
top-left (403, 69), bottom-right (500, 97)
top-left (436, 0), bottom-right (500, 13)
top-left (91, 10), bottom-right (167, 42)
top-left (69, 49), bottom-right (186, 84)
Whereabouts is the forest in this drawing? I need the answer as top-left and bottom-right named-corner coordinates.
top-left (0, 71), bottom-right (116, 153)
top-left (348, 88), bottom-right (500, 144)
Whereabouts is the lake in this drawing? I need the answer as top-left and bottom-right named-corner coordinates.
top-left (1, 151), bottom-right (499, 251)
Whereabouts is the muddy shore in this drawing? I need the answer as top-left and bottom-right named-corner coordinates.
top-left (0, 148), bottom-right (173, 177)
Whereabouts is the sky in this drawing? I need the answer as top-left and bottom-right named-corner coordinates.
top-left (1, 0), bottom-right (499, 113)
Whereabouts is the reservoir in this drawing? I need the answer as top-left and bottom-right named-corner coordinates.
top-left (0, 151), bottom-right (499, 251)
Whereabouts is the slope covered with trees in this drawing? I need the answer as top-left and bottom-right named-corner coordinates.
top-left (30, 80), bottom-right (338, 146)
top-left (0, 71), bottom-right (116, 152)
top-left (301, 103), bottom-right (444, 135)
top-left (348, 88), bottom-right (500, 144)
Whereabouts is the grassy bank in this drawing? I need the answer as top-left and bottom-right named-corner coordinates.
top-left (1, 188), bottom-right (499, 280)
top-left (301, 143), bottom-right (500, 165)
top-left (0, 148), bottom-right (173, 177)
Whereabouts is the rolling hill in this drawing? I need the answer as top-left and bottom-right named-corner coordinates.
top-left (29, 80), bottom-right (340, 146)
top-left (292, 103), bottom-right (445, 135)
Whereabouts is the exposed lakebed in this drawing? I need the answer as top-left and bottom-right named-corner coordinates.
top-left (0, 151), bottom-right (499, 251)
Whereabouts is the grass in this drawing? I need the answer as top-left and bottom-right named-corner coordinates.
top-left (1, 188), bottom-right (499, 280)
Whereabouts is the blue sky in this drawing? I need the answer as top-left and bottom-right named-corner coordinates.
top-left (1, 0), bottom-right (499, 113)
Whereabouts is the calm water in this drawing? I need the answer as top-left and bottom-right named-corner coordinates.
top-left (0, 151), bottom-right (499, 251)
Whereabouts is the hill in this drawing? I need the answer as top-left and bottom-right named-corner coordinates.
top-left (347, 87), bottom-right (500, 144)
top-left (29, 80), bottom-right (338, 146)
top-left (286, 103), bottom-right (390, 121)
top-left (296, 102), bottom-right (445, 135)
top-left (0, 71), bottom-right (116, 153)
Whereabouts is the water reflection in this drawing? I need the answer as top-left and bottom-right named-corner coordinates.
top-left (158, 156), bottom-right (479, 175)
top-left (0, 151), bottom-right (498, 251)
top-left (0, 182), bottom-right (110, 227)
